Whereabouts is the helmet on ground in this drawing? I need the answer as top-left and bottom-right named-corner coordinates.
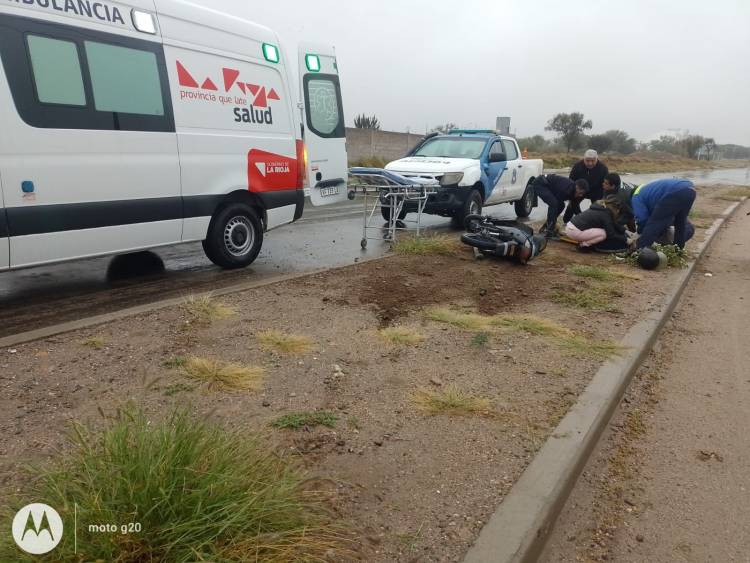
top-left (656, 251), bottom-right (669, 270)
top-left (637, 247), bottom-right (660, 270)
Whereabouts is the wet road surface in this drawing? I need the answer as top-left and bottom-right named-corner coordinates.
top-left (1, 168), bottom-right (748, 337)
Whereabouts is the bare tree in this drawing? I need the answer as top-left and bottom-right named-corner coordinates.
top-left (545, 112), bottom-right (593, 153)
top-left (587, 134), bottom-right (613, 154)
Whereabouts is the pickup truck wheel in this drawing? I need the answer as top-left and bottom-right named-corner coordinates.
top-left (451, 189), bottom-right (483, 228)
top-left (514, 183), bottom-right (535, 218)
top-left (202, 203), bottom-right (264, 269)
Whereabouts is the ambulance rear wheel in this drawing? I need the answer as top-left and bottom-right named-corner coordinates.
top-left (203, 203), bottom-right (264, 269)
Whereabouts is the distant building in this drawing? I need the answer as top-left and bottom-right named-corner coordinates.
top-left (496, 117), bottom-right (511, 136)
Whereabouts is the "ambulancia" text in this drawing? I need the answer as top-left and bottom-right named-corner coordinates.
top-left (7, 0), bottom-right (126, 26)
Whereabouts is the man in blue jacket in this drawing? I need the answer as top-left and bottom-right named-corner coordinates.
top-left (632, 178), bottom-right (696, 249)
top-left (532, 175), bottom-right (589, 239)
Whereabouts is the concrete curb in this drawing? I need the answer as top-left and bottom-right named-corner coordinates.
top-left (0, 253), bottom-right (391, 350)
top-left (464, 198), bottom-right (746, 563)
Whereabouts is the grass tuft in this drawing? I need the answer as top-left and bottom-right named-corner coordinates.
top-left (569, 264), bottom-right (616, 281)
top-left (490, 314), bottom-right (572, 338)
top-left (161, 383), bottom-right (195, 396)
top-left (162, 356), bottom-right (187, 369)
top-left (181, 294), bottom-right (235, 324)
top-left (183, 357), bottom-right (264, 391)
top-left (379, 326), bottom-right (425, 346)
top-left (471, 332), bottom-right (491, 348)
top-left (714, 187), bottom-right (750, 201)
top-left (257, 330), bottom-right (314, 355)
top-left (652, 243), bottom-right (689, 268)
top-left (558, 335), bottom-right (626, 359)
top-left (392, 235), bottom-right (458, 256)
top-left (272, 411), bottom-right (339, 430)
top-left (551, 286), bottom-right (622, 312)
top-left (0, 407), bottom-right (351, 562)
top-left (425, 307), bottom-right (490, 331)
top-left (412, 385), bottom-right (492, 417)
top-left (80, 337), bottom-right (106, 350)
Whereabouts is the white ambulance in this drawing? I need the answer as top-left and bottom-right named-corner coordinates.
top-left (0, 0), bottom-right (348, 271)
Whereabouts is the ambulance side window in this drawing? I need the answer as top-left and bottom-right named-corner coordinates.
top-left (303, 74), bottom-right (344, 138)
top-left (27, 35), bottom-right (86, 106)
top-left (84, 41), bottom-right (165, 117)
top-left (0, 12), bottom-right (174, 132)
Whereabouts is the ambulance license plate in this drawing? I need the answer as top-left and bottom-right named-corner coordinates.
top-left (320, 186), bottom-right (339, 197)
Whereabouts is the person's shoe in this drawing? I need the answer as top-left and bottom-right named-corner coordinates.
top-left (545, 231), bottom-right (561, 241)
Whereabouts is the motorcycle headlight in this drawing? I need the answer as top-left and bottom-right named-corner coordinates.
top-left (440, 172), bottom-right (464, 186)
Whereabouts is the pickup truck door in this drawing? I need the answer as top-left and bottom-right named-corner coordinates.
top-left (298, 43), bottom-right (349, 206)
top-left (484, 141), bottom-right (508, 204)
top-left (501, 139), bottom-right (525, 201)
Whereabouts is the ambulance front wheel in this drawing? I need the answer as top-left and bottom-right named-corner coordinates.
top-left (203, 203), bottom-right (264, 269)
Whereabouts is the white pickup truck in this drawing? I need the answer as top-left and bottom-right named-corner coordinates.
top-left (384, 130), bottom-right (544, 225)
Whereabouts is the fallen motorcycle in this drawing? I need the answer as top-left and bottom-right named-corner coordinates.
top-left (461, 215), bottom-right (547, 265)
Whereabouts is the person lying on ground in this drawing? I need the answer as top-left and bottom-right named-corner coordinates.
top-left (532, 175), bottom-right (589, 240)
top-left (564, 196), bottom-right (628, 252)
top-left (602, 172), bottom-right (636, 231)
top-left (564, 149), bottom-right (609, 221)
top-left (632, 178), bottom-right (696, 249)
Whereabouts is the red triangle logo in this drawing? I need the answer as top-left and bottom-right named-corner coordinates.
top-left (222, 68), bottom-right (241, 92)
top-left (268, 88), bottom-right (280, 101)
top-left (237, 83), bottom-right (246, 94)
top-left (247, 84), bottom-right (260, 96)
top-left (201, 78), bottom-right (218, 91)
top-left (176, 61), bottom-right (199, 88)
top-left (253, 87), bottom-right (267, 108)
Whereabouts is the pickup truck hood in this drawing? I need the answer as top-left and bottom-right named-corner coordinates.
top-left (385, 157), bottom-right (476, 174)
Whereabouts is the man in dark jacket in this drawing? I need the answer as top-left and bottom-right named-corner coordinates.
top-left (532, 175), bottom-right (589, 239)
top-left (602, 173), bottom-right (636, 231)
top-left (564, 150), bottom-right (609, 221)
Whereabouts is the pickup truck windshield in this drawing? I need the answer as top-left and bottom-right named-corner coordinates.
top-left (413, 137), bottom-right (487, 159)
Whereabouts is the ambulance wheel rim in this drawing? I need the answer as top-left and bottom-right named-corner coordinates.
top-left (224, 216), bottom-right (254, 256)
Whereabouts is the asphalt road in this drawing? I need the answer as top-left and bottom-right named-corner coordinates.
top-left (0, 168), bottom-right (747, 337)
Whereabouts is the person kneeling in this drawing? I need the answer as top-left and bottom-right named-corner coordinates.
top-left (564, 197), bottom-right (628, 252)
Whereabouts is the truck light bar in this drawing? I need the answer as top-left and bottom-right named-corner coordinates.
top-left (448, 129), bottom-right (499, 135)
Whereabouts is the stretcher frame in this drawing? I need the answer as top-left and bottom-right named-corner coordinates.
top-left (348, 167), bottom-right (439, 248)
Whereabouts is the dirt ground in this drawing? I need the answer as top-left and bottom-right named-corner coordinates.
top-left (0, 185), bottom-right (742, 562)
top-left (541, 198), bottom-right (750, 563)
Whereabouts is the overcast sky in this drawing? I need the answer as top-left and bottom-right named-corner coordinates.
top-left (210, 0), bottom-right (750, 145)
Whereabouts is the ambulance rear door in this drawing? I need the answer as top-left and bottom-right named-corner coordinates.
top-left (298, 43), bottom-right (348, 206)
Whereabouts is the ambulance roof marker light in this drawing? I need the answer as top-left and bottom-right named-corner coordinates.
top-left (305, 54), bottom-right (321, 73)
top-left (263, 43), bottom-right (280, 64)
top-left (131, 10), bottom-right (157, 34)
